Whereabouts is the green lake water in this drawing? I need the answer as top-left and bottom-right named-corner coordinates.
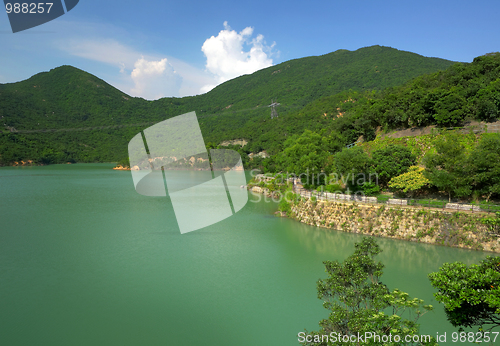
top-left (0, 164), bottom-right (489, 345)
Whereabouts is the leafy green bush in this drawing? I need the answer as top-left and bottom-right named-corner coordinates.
top-left (371, 144), bottom-right (416, 185)
top-left (362, 181), bottom-right (380, 196)
top-left (325, 183), bottom-right (344, 193)
top-left (388, 166), bottom-right (430, 195)
top-left (480, 212), bottom-right (500, 235)
top-left (278, 197), bottom-right (291, 214)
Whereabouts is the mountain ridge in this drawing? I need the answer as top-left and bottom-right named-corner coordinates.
top-left (0, 45), bottom-right (457, 165)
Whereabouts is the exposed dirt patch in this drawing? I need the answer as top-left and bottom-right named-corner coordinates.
top-left (379, 120), bottom-right (500, 139)
top-left (219, 139), bottom-right (248, 147)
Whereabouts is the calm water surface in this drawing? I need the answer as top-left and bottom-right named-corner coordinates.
top-left (0, 164), bottom-right (488, 345)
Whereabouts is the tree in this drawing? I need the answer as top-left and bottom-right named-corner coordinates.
top-left (325, 131), bottom-right (347, 155)
top-left (481, 212), bottom-right (500, 237)
top-left (473, 77), bottom-right (500, 121)
top-left (372, 144), bottom-right (416, 186)
top-left (433, 92), bottom-right (466, 126)
top-left (423, 133), bottom-right (471, 201)
top-left (428, 256), bottom-right (500, 332)
top-left (388, 166), bottom-right (430, 196)
top-left (302, 238), bottom-right (436, 346)
top-left (332, 147), bottom-right (373, 190)
top-left (276, 130), bottom-right (329, 186)
top-left (468, 134), bottom-right (500, 202)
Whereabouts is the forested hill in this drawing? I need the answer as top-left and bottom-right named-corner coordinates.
top-left (321, 52), bottom-right (500, 144)
top-left (190, 45), bottom-right (455, 112)
top-left (0, 45), bottom-right (455, 165)
top-left (269, 52), bottom-right (500, 204)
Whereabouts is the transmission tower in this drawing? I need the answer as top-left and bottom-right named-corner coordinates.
top-left (268, 99), bottom-right (280, 119)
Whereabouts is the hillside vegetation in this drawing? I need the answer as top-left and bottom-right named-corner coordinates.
top-left (267, 52), bottom-right (500, 202)
top-left (338, 52), bottom-right (500, 131)
top-left (0, 45), bottom-right (454, 165)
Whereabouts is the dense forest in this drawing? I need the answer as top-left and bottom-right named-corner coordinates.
top-left (265, 52), bottom-right (500, 202)
top-left (2, 46), bottom-right (500, 202)
top-left (0, 45), bottom-right (454, 165)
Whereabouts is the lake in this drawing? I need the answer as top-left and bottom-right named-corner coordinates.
top-left (0, 164), bottom-right (488, 345)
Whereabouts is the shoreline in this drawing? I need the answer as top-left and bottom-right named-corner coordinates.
top-left (248, 186), bottom-right (500, 253)
top-left (113, 165), bottom-right (130, 170)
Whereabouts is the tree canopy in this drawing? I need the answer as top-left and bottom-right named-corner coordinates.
top-left (275, 130), bottom-right (330, 185)
top-left (468, 134), bottom-right (500, 202)
top-left (423, 133), bottom-right (471, 201)
top-left (371, 144), bottom-right (416, 186)
top-left (428, 256), bottom-right (500, 332)
top-left (302, 238), bottom-right (436, 346)
top-left (388, 166), bottom-right (430, 195)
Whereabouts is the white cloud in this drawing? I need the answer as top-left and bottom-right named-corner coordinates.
top-left (130, 57), bottom-right (182, 100)
top-left (165, 56), bottom-right (218, 97)
top-left (56, 37), bottom-right (203, 98)
top-left (200, 21), bottom-right (276, 92)
top-left (50, 20), bottom-right (276, 98)
top-left (2, 19), bottom-right (278, 99)
top-left (57, 38), bottom-right (139, 70)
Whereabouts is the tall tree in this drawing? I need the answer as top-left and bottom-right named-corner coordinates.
top-left (276, 130), bottom-right (329, 186)
top-left (333, 146), bottom-right (373, 189)
top-left (388, 166), bottom-right (430, 197)
top-left (429, 256), bottom-right (500, 332)
top-left (301, 238), bottom-right (436, 346)
top-left (372, 144), bottom-right (416, 186)
top-left (468, 133), bottom-right (500, 202)
top-left (423, 133), bottom-right (471, 201)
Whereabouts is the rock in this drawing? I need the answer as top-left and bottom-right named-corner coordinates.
top-left (113, 165), bottom-right (131, 171)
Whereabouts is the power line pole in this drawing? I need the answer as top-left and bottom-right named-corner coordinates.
top-left (268, 99), bottom-right (280, 119)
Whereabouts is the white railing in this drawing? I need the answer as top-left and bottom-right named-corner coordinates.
top-left (445, 203), bottom-right (481, 212)
top-left (291, 186), bottom-right (490, 213)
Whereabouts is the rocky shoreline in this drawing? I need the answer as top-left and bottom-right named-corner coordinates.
top-left (248, 186), bottom-right (500, 253)
top-left (112, 165), bottom-right (130, 170)
top-left (292, 199), bottom-right (500, 253)
top-left (1, 160), bottom-right (77, 167)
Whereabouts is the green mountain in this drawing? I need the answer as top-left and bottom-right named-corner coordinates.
top-left (269, 52), bottom-right (500, 191)
top-left (337, 52), bottom-right (500, 130)
top-left (0, 45), bottom-right (455, 165)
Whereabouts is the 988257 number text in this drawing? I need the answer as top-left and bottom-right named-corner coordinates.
top-left (5, 3), bottom-right (53, 14)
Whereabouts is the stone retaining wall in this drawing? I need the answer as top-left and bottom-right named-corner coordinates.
top-left (290, 199), bottom-right (500, 253)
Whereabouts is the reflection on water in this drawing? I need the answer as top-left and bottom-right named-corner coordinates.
top-left (0, 165), bottom-right (490, 346)
top-left (284, 214), bottom-right (487, 270)
top-left (277, 215), bottom-right (489, 345)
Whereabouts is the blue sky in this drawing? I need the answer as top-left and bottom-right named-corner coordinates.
top-left (1, 0), bottom-right (499, 99)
